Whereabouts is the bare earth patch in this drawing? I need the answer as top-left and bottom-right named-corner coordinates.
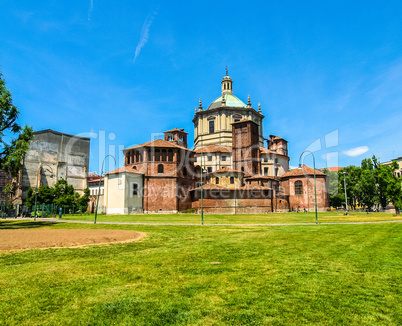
top-left (0, 229), bottom-right (146, 252)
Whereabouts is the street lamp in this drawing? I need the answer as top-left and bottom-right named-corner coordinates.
top-left (299, 150), bottom-right (318, 224)
top-left (94, 155), bottom-right (116, 224)
top-left (200, 154), bottom-right (207, 225)
top-left (342, 172), bottom-right (348, 214)
top-left (33, 164), bottom-right (53, 221)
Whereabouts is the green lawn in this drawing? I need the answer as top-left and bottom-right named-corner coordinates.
top-left (0, 221), bottom-right (401, 325)
top-left (57, 211), bottom-right (402, 224)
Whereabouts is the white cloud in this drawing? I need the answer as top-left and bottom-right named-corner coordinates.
top-left (134, 10), bottom-right (158, 63)
top-left (343, 146), bottom-right (369, 157)
top-left (88, 0), bottom-right (93, 21)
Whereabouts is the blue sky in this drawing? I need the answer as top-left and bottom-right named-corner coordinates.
top-left (1, 0), bottom-right (402, 173)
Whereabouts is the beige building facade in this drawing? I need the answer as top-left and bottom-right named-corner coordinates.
top-left (192, 72), bottom-right (289, 177)
top-left (104, 167), bottom-right (143, 215)
top-left (193, 72), bottom-right (265, 150)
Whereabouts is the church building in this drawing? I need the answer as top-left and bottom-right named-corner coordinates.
top-left (104, 71), bottom-right (329, 214)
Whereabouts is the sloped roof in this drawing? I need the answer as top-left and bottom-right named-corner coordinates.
top-left (281, 165), bottom-right (326, 178)
top-left (194, 144), bottom-right (231, 153)
top-left (244, 175), bottom-right (279, 180)
top-left (164, 128), bottom-right (188, 134)
top-left (321, 167), bottom-right (342, 172)
top-left (106, 166), bottom-right (144, 175)
top-left (269, 135), bottom-right (288, 142)
top-left (124, 138), bottom-right (191, 151)
top-left (212, 167), bottom-right (243, 174)
top-left (240, 184), bottom-right (272, 190)
top-left (259, 146), bottom-right (277, 154)
top-left (192, 183), bottom-right (229, 191)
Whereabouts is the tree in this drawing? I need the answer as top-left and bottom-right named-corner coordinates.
top-left (339, 165), bottom-right (362, 209)
top-left (358, 168), bottom-right (377, 210)
top-left (373, 156), bottom-right (402, 216)
top-left (0, 70), bottom-right (33, 177)
top-left (78, 188), bottom-right (90, 213)
top-left (322, 169), bottom-right (343, 208)
top-left (25, 179), bottom-right (90, 213)
top-left (53, 179), bottom-right (76, 207)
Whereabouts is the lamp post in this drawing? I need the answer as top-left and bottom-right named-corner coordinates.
top-left (33, 164), bottom-right (54, 221)
top-left (200, 154), bottom-right (205, 225)
top-left (94, 155), bottom-right (116, 224)
top-left (299, 150), bottom-right (318, 224)
top-left (342, 171), bottom-right (348, 214)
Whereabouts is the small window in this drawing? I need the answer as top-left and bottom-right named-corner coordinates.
top-left (209, 120), bottom-right (214, 134)
top-left (132, 183), bottom-right (138, 196)
top-left (215, 177), bottom-right (219, 184)
top-left (264, 157), bottom-right (268, 162)
top-left (207, 156), bottom-right (212, 162)
top-left (183, 167), bottom-right (187, 176)
top-left (264, 190), bottom-right (269, 197)
top-left (251, 191), bottom-right (255, 198)
top-left (230, 177), bottom-right (234, 184)
top-left (207, 167), bottom-right (212, 173)
top-left (234, 118), bottom-right (240, 123)
top-left (221, 156), bottom-right (227, 161)
top-left (275, 168), bottom-right (278, 176)
top-left (295, 180), bottom-right (303, 195)
top-left (168, 135), bottom-right (174, 141)
top-left (264, 167), bottom-right (268, 176)
top-left (158, 164), bottom-right (164, 174)
top-left (241, 167), bottom-right (244, 172)
top-left (179, 136), bottom-right (184, 142)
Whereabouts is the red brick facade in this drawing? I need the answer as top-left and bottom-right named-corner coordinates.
top-left (115, 123), bottom-right (329, 214)
top-left (232, 120), bottom-right (261, 177)
top-left (123, 130), bottom-right (194, 213)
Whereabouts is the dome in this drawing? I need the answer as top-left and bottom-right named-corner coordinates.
top-left (207, 93), bottom-right (247, 110)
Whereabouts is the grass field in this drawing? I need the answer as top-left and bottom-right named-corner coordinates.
top-left (0, 220), bottom-right (401, 325)
top-left (58, 211), bottom-right (402, 224)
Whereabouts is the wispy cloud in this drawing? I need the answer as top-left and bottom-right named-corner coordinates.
top-left (88, 0), bottom-right (93, 21)
top-left (343, 146), bottom-right (369, 157)
top-left (134, 9), bottom-right (158, 63)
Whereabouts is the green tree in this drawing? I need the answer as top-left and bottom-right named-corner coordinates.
top-left (0, 70), bottom-right (33, 177)
top-left (339, 165), bottom-right (362, 209)
top-left (357, 168), bottom-right (377, 210)
top-left (322, 169), bottom-right (343, 208)
top-left (53, 179), bottom-right (76, 207)
top-left (77, 188), bottom-right (90, 213)
top-left (373, 156), bottom-right (402, 216)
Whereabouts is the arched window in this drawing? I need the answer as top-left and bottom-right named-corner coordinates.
top-left (215, 177), bottom-right (219, 184)
top-left (158, 164), bottom-right (164, 174)
top-left (295, 180), bottom-right (303, 195)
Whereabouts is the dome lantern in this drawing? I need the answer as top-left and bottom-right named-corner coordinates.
top-left (221, 67), bottom-right (233, 95)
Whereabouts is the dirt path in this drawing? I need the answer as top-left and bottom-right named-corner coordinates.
top-left (0, 229), bottom-right (146, 252)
